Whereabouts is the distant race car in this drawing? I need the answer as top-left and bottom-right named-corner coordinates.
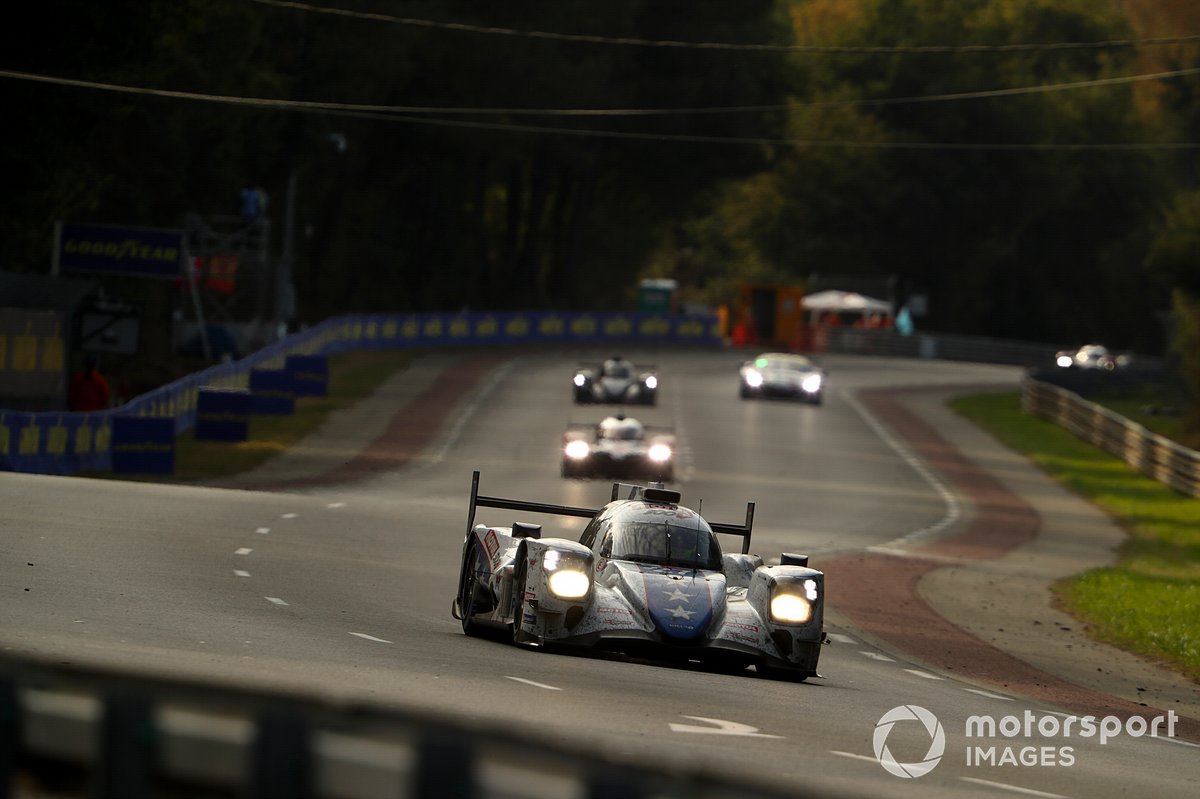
top-left (452, 472), bottom-right (826, 681)
top-left (1054, 343), bottom-right (1128, 371)
top-left (561, 414), bottom-right (675, 481)
top-left (738, 352), bottom-right (825, 404)
top-left (573, 356), bottom-right (658, 405)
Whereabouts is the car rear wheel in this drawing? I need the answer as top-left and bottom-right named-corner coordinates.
top-left (459, 543), bottom-right (485, 637)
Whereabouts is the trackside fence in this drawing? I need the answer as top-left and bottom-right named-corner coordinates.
top-left (0, 310), bottom-right (721, 475)
top-left (0, 654), bottom-right (826, 799)
top-left (1021, 376), bottom-right (1200, 498)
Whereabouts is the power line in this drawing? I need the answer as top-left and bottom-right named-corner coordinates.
top-left (4, 65), bottom-right (1197, 117)
top-left (3, 68), bottom-right (1197, 150)
top-left (249, 0), bottom-right (1200, 54)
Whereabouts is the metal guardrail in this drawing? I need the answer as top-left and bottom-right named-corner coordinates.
top-left (1022, 377), bottom-right (1200, 498)
top-left (0, 655), bottom-right (824, 799)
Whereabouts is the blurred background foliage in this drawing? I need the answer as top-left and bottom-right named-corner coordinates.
top-left (1, 0), bottom-right (1199, 356)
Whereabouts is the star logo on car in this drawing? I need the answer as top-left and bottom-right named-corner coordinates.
top-left (663, 588), bottom-right (692, 602)
top-left (667, 605), bottom-right (695, 620)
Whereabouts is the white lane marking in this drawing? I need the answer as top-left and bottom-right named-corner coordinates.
top-left (904, 669), bottom-right (943, 680)
top-left (504, 676), bottom-right (562, 691)
top-left (233, 570), bottom-right (251, 578)
top-left (669, 716), bottom-right (781, 738)
top-left (349, 632), bottom-right (393, 644)
top-left (327, 502), bottom-right (346, 508)
top-left (829, 750), bottom-right (878, 764)
top-left (265, 597), bottom-right (289, 606)
top-left (1156, 736), bottom-right (1200, 749)
top-left (408, 360), bottom-right (516, 472)
top-left (827, 633), bottom-right (857, 644)
top-left (255, 527), bottom-right (270, 534)
top-left (963, 688), bottom-right (1014, 701)
top-left (281, 513), bottom-right (298, 519)
top-left (960, 777), bottom-right (1068, 798)
top-left (860, 651), bottom-right (895, 662)
top-left (842, 389), bottom-right (961, 549)
top-left (235, 548), bottom-right (253, 556)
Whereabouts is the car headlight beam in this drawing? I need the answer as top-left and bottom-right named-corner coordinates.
top-left (564, 440), bottom-right (590, 459)
top-left (745, 370), bottom-right (763, 388)
top-left (801, 374), bottom-right (822, 393)
top-left (573, 374), bottom-right (586, 387)
top-left (770, 592), bottom-right (813, 624)
top-left (644, 375), bottom-right (658, 390)
top-left (547, 569), bottom-right (590, 599)
top-left (648, 443), bottom-right (671, 462)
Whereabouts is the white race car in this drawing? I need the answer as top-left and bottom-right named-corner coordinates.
top-left (573, 356), bottom-right (658, 405)
top-left (452, 472), bottom-right (826, 680)
top-left (738, 352), bottom-right (825, 404)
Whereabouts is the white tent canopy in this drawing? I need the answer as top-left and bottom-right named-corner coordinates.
top-left (802, 289), bottom-right (892, 314)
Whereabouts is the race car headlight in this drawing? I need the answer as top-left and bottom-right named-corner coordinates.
top-left (1056, 355), bottom-right (1073, 368)
top-left (573, 374), bottom-right (587, 387)
top-left (770, 593), bottom-right (813, 624)
top-left (801, 373), bottom-right (823, 393)
top-left (548, 569), bottom-right (590, 598)
top-left (564, 440), bottom-right (590, 459)
top-left (745, 370), bottom-right (763, 388)
top-left (644, 375), bottom-right (658, 390)
top-left (648, 443), bottom-right (671, 462)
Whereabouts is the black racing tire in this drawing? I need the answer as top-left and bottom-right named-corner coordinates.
top-left (511, 564), bottom-right (528, 645)
top-left (459, 542), bottom-right (485, 637)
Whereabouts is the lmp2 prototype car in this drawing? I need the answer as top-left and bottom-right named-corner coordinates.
top-left (738, 352), bottom-right (825, 404)
top-left (452, 471), bottom-right (826, 680)
top-left (561, 414), bottom-right (675, 481)
top-left (573, 356), bottom-right (658, 405)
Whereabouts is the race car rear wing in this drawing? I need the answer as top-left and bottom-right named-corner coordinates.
top-left (467, 471), bottom-right (598, 537)
top-left (466, 471), bottom-right (757, 555)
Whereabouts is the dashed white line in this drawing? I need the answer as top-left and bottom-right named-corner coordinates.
top-left (504, 676), bottom-right (562, 691)
top-left (826, 633), bottom-right (857, 645)
top-left (281, 513), bottom-right (298, 519)
top-left (265, 597), bottom-right (289, 606)
top-left (235, 548), bottom-right (253, 556)
top-left (829, 750), bottom-right (877, 764)
top-left (327, 502), bottom-right (346, 509)
top-left (255, 527), bottom-right (270, 535)
top-left (960, 777), bottom-right (1067, 798)
top-left (963, 688), bottom-right (1014, 701)
top-left (903, 669), bottom-right (943, 680)
top-left (233, 570), bottom-right (251, 578)
top-left (860, 651), bottom-right (895, 662)
top-left (349, 632), bottom-right (392, 644)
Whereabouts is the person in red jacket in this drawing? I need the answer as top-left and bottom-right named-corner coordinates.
top-left (68, 355), bottom-right (111, 412)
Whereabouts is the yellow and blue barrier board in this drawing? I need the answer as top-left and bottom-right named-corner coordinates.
top-left (1, 310), bottom-right (719, 474)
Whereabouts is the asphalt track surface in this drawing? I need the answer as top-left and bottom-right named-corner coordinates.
top-left (3, 349), bottom-right (1198, 798)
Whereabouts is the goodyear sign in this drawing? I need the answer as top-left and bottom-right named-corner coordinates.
top-left (56, 222), bottom-right (184, 279)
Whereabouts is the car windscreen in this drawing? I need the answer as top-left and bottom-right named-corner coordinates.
top-left (608, 520), bottom-right (722, 570)
top-left (602, 363), bottom-right (632, 378)
top-left (600, 424), bottom-right (642, 441)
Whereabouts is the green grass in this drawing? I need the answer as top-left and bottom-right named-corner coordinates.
top-left (950, 391), bottom-right (1200, 679)
top-left (92, 348), bottom-right (415, 483)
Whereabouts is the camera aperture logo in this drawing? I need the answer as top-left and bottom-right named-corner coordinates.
top-left (873, 705), bottom-right (946, 778)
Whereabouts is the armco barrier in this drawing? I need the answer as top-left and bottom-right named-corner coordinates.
top-left (0, 311), bottom-right (721, 475)
top-left (1022, 376), bottom-right (1200, 497)
top-left (1, 654), bottom-right (817, 799)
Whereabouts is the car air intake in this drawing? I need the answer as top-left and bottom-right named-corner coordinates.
top-left (643, 488), bottom-right (681, 504)
top-left (512, 522), bottom-right (541, 539)
top-left (780, 553), bottom-right (809, 567)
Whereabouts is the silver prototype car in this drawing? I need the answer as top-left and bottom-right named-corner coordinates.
top-left (573, 356), bottom-right (658, 405)
top-left (452, 472), bottom-right (826, 680)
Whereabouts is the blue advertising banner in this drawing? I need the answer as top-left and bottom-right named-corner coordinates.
top-left (250, 369), bottom-right (295, 415)
top-left (286, 355), bottom-right (328, 398)
top-left (194, 388), bottom-right (251, 441)
top-left (56, 222), bottom-right (184, 279)
top-left (111, 417), bottom-right (174, 474)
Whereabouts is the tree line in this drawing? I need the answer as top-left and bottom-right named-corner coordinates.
top-left (2, 0), bottom-right (1198, 374)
